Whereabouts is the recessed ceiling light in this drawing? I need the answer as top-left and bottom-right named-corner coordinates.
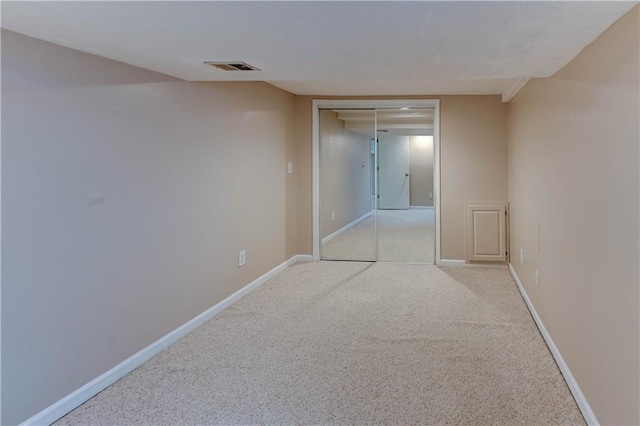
top-left (401, 107), bottom-right (410, 110)
top-left (204, 62), bottom-right (261, 71)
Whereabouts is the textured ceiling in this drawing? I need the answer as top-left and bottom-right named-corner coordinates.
top-left (1, 1), bottom-right (636, 99)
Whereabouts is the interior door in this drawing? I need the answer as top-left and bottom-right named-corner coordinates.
top-left (378, 134), bottom-right (410, 209)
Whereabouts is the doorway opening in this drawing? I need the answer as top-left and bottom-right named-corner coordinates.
top-left (313, 100), bottom-right (440, 264)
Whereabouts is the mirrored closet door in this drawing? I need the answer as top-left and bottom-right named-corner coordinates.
top-left (318, 107), bottom-right (435, 264)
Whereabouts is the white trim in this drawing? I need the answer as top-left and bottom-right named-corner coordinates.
top-left (438, 259), bottom-right (507, 268)
top-left (312, 99), bottom-right (438, 110)
top-left (321, 211), bottom-right (372, 244)
top-left (373, 110), bottom-right (379, 261)
top-left (20, 255), bottom-right (310, 426)
top-left (410, 205), bottom-right (434, 209)
top-left (508, 264), bottom-right (598, 426)
top-left (312, 98), bottom-right (441, 264)
top-left (433, 100), bottom-right (441, 266)
top-left (294, 254), bottom-right (313, 263)
top-left (502, 77), bottom-right (530, 103)
top-left (438, 259), bottom-right (466, 267)
top-left (466, 262), bottom-right (508, 268)
top-left (312, 100), bottom-right (320, 261)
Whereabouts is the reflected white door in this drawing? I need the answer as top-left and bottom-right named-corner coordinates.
top-left (378, 134), bottom-right (410, 209)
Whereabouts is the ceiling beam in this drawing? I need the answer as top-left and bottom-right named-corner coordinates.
top-left (502, 77), bottom-right (530, 103)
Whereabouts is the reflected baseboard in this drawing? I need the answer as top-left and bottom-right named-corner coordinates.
top-left (321, 211), bottom-right (372, 245)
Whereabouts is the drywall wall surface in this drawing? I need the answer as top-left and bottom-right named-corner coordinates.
top-left (439, 95), bottom-right (508, 260)
top-left (1, 30), bottom-right (296, 424)
top-left (507, 6), bottom-right (639, 424)
top-left (319, 110), bottom-right (372, 238)
top-left (409, 136), bottom-right (434, 206)
top-left (295, 95), bottom-right (507, 260)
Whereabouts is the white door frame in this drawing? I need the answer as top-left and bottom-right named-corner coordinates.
top-left (312, 98), bottom-right (441, 264)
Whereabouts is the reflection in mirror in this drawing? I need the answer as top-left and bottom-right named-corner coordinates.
top-left (376, 108), bottom-right (435, 263)
top-left (320, 109), bottom-right (376, 261)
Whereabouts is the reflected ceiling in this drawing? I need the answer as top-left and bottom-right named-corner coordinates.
top-left (333, 109), bottom-right (434, 136)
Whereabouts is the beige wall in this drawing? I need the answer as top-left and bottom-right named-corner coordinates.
top-left (320, 110), bottom-right (372, 238)
top-left (440, 96), bottom-right (508, 260)
top-left (1, 30), bottom-right (297, 425)
top-left (409, 136), bottom-right (434, 207)
top-left (295, 95), bottom-right (507, 260)
top-left (507, 6), bottom-right (639, 425)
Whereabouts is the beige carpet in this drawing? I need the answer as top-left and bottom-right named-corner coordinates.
top-left (56, 262), bottom-right (584, 425)
top-left (322, 208), bottom-right (434, 263)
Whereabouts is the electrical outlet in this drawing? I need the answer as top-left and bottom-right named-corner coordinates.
top-left (428, 192), bottom-right (433, 200)
top-left (332, 211), bottom-right (335, 221)
top-left (238, 250), bottom-right (246, 267)
top-left (535, 270), bottom-right (539, 288)
top-left (520, 248), bottom-right (524, 265)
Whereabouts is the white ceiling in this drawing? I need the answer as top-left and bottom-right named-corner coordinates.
top-left (1, 1), bottom-right (637, 100)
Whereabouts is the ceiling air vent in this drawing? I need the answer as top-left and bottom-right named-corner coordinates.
top-left (204, 62), bottom-right (261, 71)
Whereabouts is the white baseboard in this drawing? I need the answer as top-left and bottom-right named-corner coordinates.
top-left (438, 259), bottom-right (507, 268)
top-left (508, 264), bottom-right (598, 426)
top-left (21, 254), bottom-right (311, 426)
top-left (321, 211), bottom-right (372, 244)
top-left (438, 259), bottom-right (466, 267)
top-left (294, 254), bottom-right (313, 263)
top-left (410, 205), bottom-right (434, 209)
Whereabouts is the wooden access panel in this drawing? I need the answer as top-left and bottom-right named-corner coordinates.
top-left (466, 202), bottom-right (507, 262)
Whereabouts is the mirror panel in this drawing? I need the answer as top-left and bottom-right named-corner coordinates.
top-left (376, 108), bottom-right (435, 263)
top-left (319, 109), bottom-right (376, 261)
